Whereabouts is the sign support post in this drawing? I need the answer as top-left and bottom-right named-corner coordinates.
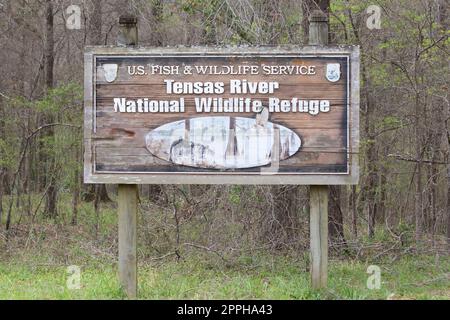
top-left (117, 15), bottom-right (138, 299)
top-left (308, 10), bottom-right (329, 290)
top-left (118, 183), bottom-right (138, 298)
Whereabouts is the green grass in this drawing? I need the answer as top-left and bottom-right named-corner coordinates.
top-left (1, 193), bottom-right (449, 299)
top-left (0, 254), bottom-right (448, 300)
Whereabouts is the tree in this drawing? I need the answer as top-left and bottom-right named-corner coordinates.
top-left (43, 0), bottom-right (57, 218)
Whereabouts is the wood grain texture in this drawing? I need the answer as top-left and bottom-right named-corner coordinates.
top-left (84, 46), bottom-right (359, 184)
top-left (310, 185), bottom-right (328, 289)
top-left (118, 184), bottom-right (138, 298)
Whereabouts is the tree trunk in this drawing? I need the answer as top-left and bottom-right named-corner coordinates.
top-left (71, 145), bottom-right (80, 225)
top-left (414, 91), bottom-right (423, 245)
top-left (151, 0), bottom-right (164, 46)
top-left (366, 140), bottom-right (377, 238)
top-left (44, 1), bottom-right (54, 91)
top-left (96, 184), bottom-right (111, 202)
top-left (363, 65), bottom-right (377, 238)
top-left (346, 7), bottom-right (378, 238)
top-left (378, 174), bottom-right (385, 224)
top-left (329, 186), bottom-right (346, 246)
top-left (0, 92), bottom-right (4, 227)
top-left (445, 85), bottom-right (450, 251)
top-left (90, 0), bottom-right (102, 45)
top-left (94, 186), bottom-right (100, 237)
top-left (447, 166), bottom-right (450, 250)
top-left (350, 185), bottom-right (358, 238)
top-left (0, 169), bottom-right (3, 227)
top-left (43, 0), bottom-right (57, 219)
top-left (270, 185), bottom-right (299, 247)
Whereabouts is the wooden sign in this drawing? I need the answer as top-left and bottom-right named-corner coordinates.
top-left (84, 46), bottom-right (359, 184)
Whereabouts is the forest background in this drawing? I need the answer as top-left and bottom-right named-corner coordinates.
top-left (0, 0), bottom-right (449, 299)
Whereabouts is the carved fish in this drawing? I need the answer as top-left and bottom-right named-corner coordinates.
top-left (145, 116), bottom-right (301, 169)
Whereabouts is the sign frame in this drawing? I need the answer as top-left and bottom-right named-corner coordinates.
top-left (84, 46), bottom-right (359, 185)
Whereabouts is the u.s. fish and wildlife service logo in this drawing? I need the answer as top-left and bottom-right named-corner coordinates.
top-left (102, 63), bottom-right (118, 83)
top-left (325, 63), bottom-right (341, 82)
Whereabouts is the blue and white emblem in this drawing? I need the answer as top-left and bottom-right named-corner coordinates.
top-left (325, 63), bottom-right (341, 82)
top-left (102, 63), bottom-right (118, 83)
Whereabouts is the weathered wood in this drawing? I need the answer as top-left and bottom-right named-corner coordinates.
top-left (308, 10), bottom-right (329, 45)
top-left (310, 185), bottom-right (328, 289)
top-left (117, 15), bottom-right (138, 300)
top-left (117, 15), bottom-right (138, 46)
top-left (118, 184), bottom-right (138, 298)
top-left (84, 45), bottom-right (359, 184)
top-left (309, 10), bottom-right (330, 290)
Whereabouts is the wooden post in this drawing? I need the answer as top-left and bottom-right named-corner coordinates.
top-left (310, 186), bottom-right (328, 289)
top-left (117, 15), bottom-right (138, 46)
top-left (117, 15), bottom-right (138, 299)
top-left (308, 10), bottom-right (329, 45)
top-left (118, 184), bottom-right (138, 298)
top-left (309, 10), bottom-right (329, 290)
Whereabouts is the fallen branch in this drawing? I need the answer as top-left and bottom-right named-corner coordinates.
top-left (183, 242), bottom-right (229, 263)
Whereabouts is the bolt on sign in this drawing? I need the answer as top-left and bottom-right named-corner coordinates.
top-left (84, 47), bottom-right (360, 184)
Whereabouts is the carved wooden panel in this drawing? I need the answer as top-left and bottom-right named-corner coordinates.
top-left (84, 46), bottom-right (359, 184)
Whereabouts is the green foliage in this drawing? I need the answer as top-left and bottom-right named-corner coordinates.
top-left (379, 116), bottom-right (404, 132)
top-left (229, 186), bottom-right (242, 204)
top-left (35, 83), bottom-right (82, 114)
top-left (0, 138), bottom-right (16, 169)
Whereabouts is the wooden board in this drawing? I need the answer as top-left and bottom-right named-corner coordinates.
top-left (84, 46), bottom-right (359, 184)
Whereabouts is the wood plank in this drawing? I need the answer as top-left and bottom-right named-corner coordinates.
top-left (310, 185), bottom-right (328, 289)
top-left (84, 46), bottom-right (359, 184)
top-left (118, 184), bottom-right (138, 298)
